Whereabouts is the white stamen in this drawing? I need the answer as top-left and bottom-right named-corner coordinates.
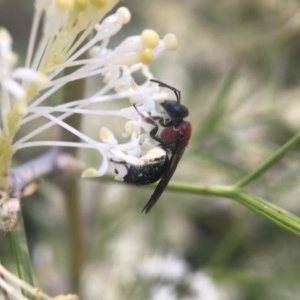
top-left (0, 1), bottom-right (179, 193)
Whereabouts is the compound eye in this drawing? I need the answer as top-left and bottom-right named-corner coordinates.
top-left (160, 100), bottom-right (189, 120)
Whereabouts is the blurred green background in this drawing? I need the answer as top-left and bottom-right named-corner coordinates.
top-left (2, 0), bottom-right (300, 299)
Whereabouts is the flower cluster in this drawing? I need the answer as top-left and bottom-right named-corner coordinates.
top-left (140, 254), bottom-right (226, 300)
top-left (0, 0), bottom-right (178, 230)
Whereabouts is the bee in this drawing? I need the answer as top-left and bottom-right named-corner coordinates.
top-left (112, 80), bottom-right (191, 213)
top-left (131, 79), bottom-right (192, 214)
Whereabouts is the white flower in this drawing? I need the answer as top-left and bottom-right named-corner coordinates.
top-left (139, 253), bottom-right (189, 281)
top-left (151, 285), bottom-right (177, 300)
top-left (137, 253), bottom-right (228, 300)
top-left (0, 0), bottom-right (179, 185)
top-left (189, 272), bottom-right (227, 300)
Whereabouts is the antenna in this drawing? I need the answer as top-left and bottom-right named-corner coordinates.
top-left (150, 79), bottom-right (181, 104)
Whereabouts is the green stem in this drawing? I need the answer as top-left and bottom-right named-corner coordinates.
top-left (102, 171), bottom-right (300, 237)
top-left (231, 190), bottom-right (300, 237)
top-left (164, 181), bottom-right (235, 198)
top-left (61, 177), bottom-right (83, 293)
top-left (161, 181), bottom-right (300, 237)
top-left (60, 45), bottom-right (87, 293)
top-left (10, 209), bottom-right (35, 300)
top-left (235, 130), bottom-right (300, 188)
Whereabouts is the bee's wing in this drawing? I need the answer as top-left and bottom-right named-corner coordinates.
top-left (142, 136), bottom-right (186, 214)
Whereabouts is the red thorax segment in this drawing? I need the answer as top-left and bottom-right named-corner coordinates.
top-left (160, 121), bottom-right (192, 147)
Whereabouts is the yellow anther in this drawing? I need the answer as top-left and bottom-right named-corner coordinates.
top-left (100, 127), bottom-right (117, 144)
top-left (74, 0), bottom-right (88, 11)
top-left (5, 52), bottom-right (18, 66)
top-left (123, 121), bottom-right (136, 137)
top-left (54, 0), bottom-right (74, 11)
top-left (81, 168), bottom-right (99, 178)
top-left (139, 48), bottom-right (153, 65)
top-left (164, 34), bottom-right (178, 51)
top-left (102, 131), bottom-right (111, 141)
top-left (125, 121), bottom-right (135, 132)
top-left (141, 29), bottom-right (160, 49)
top-left (117, 7), bottom-right (131, 24)
top-left (0, 27), bottom-right (12, 43)
top-left (90, 0), bottom-right (106, 8)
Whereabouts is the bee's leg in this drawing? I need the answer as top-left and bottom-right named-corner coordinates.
top-left (133, 104), bottom-right (162, 143)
